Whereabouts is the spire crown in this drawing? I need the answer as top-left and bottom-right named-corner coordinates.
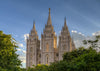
top-left (61, 17), bottom-right (69, 32)
top-left (33, 21), bottom-right (35, 30)
top-left (49, 8), bottom-right (50, 15)
top-left (30, 21), bottom-right (38, 35)
top-left (47, 8), bottom-right (52, 25)
top-left (64, 17), bottom-right (67, 26)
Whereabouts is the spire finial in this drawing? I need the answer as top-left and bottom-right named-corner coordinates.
top-left (33, 21), bottom-right (35, 30)
top-left (49, 8), bottom-right (50, 15)
top-left (64, 17), bottom-right (66, 26)
top-left (65, 17), bottom-right (66, 21)
top-left (47, 8), bottom-right (52, 25)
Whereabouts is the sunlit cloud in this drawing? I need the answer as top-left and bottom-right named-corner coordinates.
top-left (92, 33), bottom-right (95, 36)
top-left (24, 34), bottom-right (29, 42)
top-left (17, 48), bottom-right (21, 51)
top-left (18, 55), bottom-right (26, 63)
top-left (92, 31), bottom-right (100, 36)
top-left (18, 43), bottom-right (24, 48)
top-left (71, 30), bottom-right (85, 36)
top-left (79, 32), bottom-right (82, 34)
top-left (71, 30), bottom-right (77, 33)
top-left (22, 50), bottom-right (26, 54)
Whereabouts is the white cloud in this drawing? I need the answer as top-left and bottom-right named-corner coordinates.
top-left (72, 30), bottom-right (85, 37)
top-left (22, 60), bottom-right (26, 63)
top-left (79, 32), bottom-right (82, 35)
top-left (92, 33), bottom-right (95, 36)
top-left (82, 34), bottom-right (85, 36)
top-left (71, 30), bottom-right (77, 33)
top-left (92, 31), bottom-right (100, 36)
top-left (17, 48), bottom-right (21, 51)
top-left (22, 50), bottom-right (26, 54)
top-left (18, 55), bottom-right (26, 63)
top-left (24, 34), bottom-right (29, 42)
top-left (18, 43), bottom-right (24, 47)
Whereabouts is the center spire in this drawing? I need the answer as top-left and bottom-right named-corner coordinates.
top-left (64, 17), bottom-right (67, 26)
top-left (47, 8), bottom-right (52, 25)
top-left (49, 8), bottom-right (50, 15)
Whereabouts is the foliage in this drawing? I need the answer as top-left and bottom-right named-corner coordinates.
top-left (63, 47), bottom-right (95, 62)
top-left (21, 68), bottom-right (26, 71)
top-left (48, 61), bottom-right (68, 71)
top-left (0, 31), bottom-right (21, 71)
top-left (49, 47), bottom-right (100, 71)
top-left (27, 67), bottom-right (34, 71)
top-left (26, 64), bottom-right (48, 71)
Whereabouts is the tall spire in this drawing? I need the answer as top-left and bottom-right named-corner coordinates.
top-left (64, 17), bottom-right (69, 30)
top-left (64, 17), bottom-right (67, 26)
top-left (30, 21), bottom-right (37, 36)
top-left (33, 21), bottom-right (36, 30)
top-left (47, 8), bottom-right (52, 25)
top-left (49, 8), bottom-right (50, 15)
top-left (61, 17), bottom-right (70, 35)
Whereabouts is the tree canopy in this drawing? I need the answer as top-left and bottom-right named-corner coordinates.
top-left (0, 31), bottom-right (21, 71)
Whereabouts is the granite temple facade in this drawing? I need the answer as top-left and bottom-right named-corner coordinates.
top-left (26, 8), bottom-right (76, 68)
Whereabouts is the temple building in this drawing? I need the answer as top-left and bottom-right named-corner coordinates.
top-left (26, 8), bottom-right (76, 68)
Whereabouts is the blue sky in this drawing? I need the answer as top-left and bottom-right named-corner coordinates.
top-left (0, 0), bottom-right (100, 68)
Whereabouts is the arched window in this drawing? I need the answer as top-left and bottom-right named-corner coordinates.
top-left (46, 43), bottom-right (49, 52)
top-left (46, 54), bottom-right (49, 64)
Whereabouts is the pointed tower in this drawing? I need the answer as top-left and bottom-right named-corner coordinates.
top-left (26, 22), bottom-right (40, 68)
top-left (41, 8), bottom-right (57, 65)
top-left (58, 18), bottom-right (75, 60)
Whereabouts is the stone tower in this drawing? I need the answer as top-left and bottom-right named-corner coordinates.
top-left (58, 18), bottom-right (75, 60)
top-left (26, 22), bottom-right (40, 68)
top-left (41, 8), bottom-right (57, 65)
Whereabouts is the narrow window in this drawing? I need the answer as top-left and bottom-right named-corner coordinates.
top-left (46, 43), bottom-right (49, 52)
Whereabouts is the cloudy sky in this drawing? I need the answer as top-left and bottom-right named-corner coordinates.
top-left (0, 0), bottom-right (100, 68)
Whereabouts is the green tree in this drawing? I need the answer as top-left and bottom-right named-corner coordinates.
top-left (49, 47), bottom-right (100, 71)
top-left (0, 31), bottom-right (21, 71)
top-left (69, 49), bottom-right (100, 71)
top-left (27, 64), bottom-right (48, 71)
top-left (21, 68), bottom-right (26, 71)
top-left (63, 47), bottom-right (96, 62)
